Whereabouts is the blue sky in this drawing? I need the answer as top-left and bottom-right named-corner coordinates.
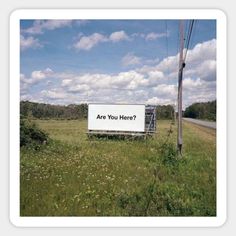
top-left (20, 19), bottom-right (216, 108)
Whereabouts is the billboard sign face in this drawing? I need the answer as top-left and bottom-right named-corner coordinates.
top-left (88, 104), bottom-right (145, 132)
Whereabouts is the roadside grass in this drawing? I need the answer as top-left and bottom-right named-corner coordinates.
top-left (20, 120), bottom-right (216, 216)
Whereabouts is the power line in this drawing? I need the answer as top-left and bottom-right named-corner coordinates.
top-left (189, 20), bottom-right (197, 51)
top-left (176, 20), bottom-right (195, 154)
top-left (183, 20), bottom-right (195, 63)
top-left (177, 20), bottom-right (185, 155)
top-left (165, 20), bottom-right (170, 78)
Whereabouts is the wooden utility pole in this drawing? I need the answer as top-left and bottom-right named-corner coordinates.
top-left (177, 20), bottom-right (185, 154)
top-left (173, 103), bottom-right (176, 125)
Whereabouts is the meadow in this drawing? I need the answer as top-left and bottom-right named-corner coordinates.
top-left (20, 119), bottom-right (216, 216)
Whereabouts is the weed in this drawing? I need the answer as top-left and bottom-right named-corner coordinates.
top-left (160, 142), bottom-right (179, 166)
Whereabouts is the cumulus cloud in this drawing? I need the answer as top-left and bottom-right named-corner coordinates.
top-left (183, 77), bottom-right (203, 89)
top-left (109, 31), bottom-right (130, 42)
top-left (20, 35), bottom-right (42, 51)
top-left (182, 77), bottom-right (216, 107)
top-left (73, 31), bottom-right (130, 51)
top-left (73, 31), bottom-right (169, 51)
top-left (185, 60), bottom-right (216, 81)
top-left (21, 20), bottom-right (83, 51)
top-left (148, 70), bottom-right (164, 80)
top-left (121, 53), bottom-right (142, 66)
top-left (122, 53), bottom-right (160, 68)
top-left (61, 79), bottom-right (73, 87)
top-left (41, 89), bottom-right (67, 99)
top-left (145, 32), bottom-right (168, 41)
top-left (73, 33), bottom-right (108, 51)
top-left (68, 84), bottom-right (90, 93)
top-left (22, 20), bottom-right (74, 34)
top-left (20, 68), bottom-right (54, 94)
top-left (153, 84), bottom-right (177, 97)
top-left (146, 97), bottom-right (174, 105)
top-left (46, 67), bottom-right (164, 105)
top-left (21, 39), bottom-right (216, 108)
top-left (31, 68), bottom-right (53, 81)
top-left (138, 38), bottom-right (217, 82)
top-left (186, 39), bottom-right (216, 64)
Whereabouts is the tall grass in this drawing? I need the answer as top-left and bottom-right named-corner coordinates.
top-left (20, 120), bottom-right (216, 216)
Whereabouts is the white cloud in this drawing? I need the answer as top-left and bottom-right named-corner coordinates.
top-left (31, 68), bottom-right (53, 80)
top-left (183, 77), bottom-right (202, 89)
top-left (20, 68), bottom-right (54, 94)
top-left (146, 97), bottom-right (173, 105)
top-left (122, 53), bottom-right (160, 67)
top-left (73, 31), bottom-right (130, 51)
top-left (56, 68), bottom-right (163, 96)
top-left (41, 89), bottom-right (66, 99)
top-left (73, 30), bottom-right (171, 52)
top-left (68, 84), bottom-right (90, 93)
top-left (145, 32), bottom-right (168, 41)
top-left (148, 70), bottom-right (164, 80)
top-left (186, 39), bottom-right (216, 64)
top-left (131, 33), bottom-right (146, 38)
top-left (141, 38), bottom-right (217, 82)
top-left (156, 55), bottom-right (179, 74)
top-left (21, 39), bottom-right (216, 108)
top-left (153, 84), bottom-right (177, 97)
top-left (31, 71), bottom-right (46, 80)
top-left (109, 31), bottom-right (130, 42)
top-left (23, 20), bottom-right (74, 34)
top-left (73, 33), bottom-right (108, 51)
top-left (185, 60), bottom-right (216, 81)
top-left (20, 35), bottom-right (42, 51)
top-left (22, 66), bottom-right (216, 108)
top-left (61, 79), bottom-right (73, 87)
top-left (121, 53), bottom-right (142, 66)
top-left (182, 78), bottom-right (216, 107)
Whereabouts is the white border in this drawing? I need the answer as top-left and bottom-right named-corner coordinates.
top-left (10, 9), bottom-right (227, 227)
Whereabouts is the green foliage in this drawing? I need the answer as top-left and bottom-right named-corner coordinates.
top-left (160, 142), bottom-right (179, 166)
top-left (20, 101), bottom-right (176, 121)
top-left (20, 117), bottom-right (49, 148)
top-left (184, 100), bottom-right (216, 121)
top-left (156, 105), bottom-right (175, 120)
top-left (20, 101), bottom-right (88, 120)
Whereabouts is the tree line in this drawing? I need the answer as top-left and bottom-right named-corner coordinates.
top-left (184, 100), bottom-right (216, 121)
top-left (20, 101), bottom-right (176, 120)
top-left (20, 100), bottom-right (216, 121)
top-left (20, 101), bottom-right (88, 120)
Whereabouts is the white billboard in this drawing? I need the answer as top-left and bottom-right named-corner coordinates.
top-left (88, 104), bottom-right (145, 132)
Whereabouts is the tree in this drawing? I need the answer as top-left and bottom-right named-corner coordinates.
top-left (184, 100), bottom-right (216, 121)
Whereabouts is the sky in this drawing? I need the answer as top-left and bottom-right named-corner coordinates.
top-left (20, 19), bottom-right (216, 109)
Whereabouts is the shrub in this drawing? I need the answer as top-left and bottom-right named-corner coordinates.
top-left (160, 142), bottom-right (179, 166)
top-left (20, 117), bottom-right (49, 147)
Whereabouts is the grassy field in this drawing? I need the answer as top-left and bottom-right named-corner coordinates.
top-left (20, 119), bottom-right (216, 216)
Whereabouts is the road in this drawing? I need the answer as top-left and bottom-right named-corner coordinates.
top-left (183, 118), bottom-right (216, 129)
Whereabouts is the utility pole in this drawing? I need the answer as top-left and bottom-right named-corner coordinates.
top-left (173, 103), bottom-right (176, 125)
top-left (177, 20), bottom-right (185, 154)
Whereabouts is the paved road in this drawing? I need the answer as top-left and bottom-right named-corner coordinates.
top-left (183, 118), bottom-right (216, 129)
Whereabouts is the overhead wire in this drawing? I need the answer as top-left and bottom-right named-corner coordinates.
top-left (189, 20), bottom-right (197, 52)
top-left (165, 20), bottom-right (170, 79)
top-left (183, 20), bottom-right (195, 63)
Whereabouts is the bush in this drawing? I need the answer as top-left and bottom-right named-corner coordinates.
top-left (20, 118), bottom-right (49, 147)
top-left (160, 142), bottom-right (179, 166)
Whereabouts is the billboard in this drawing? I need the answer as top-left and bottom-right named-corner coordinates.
top-left (88, 104), bottom-right (145, 132)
